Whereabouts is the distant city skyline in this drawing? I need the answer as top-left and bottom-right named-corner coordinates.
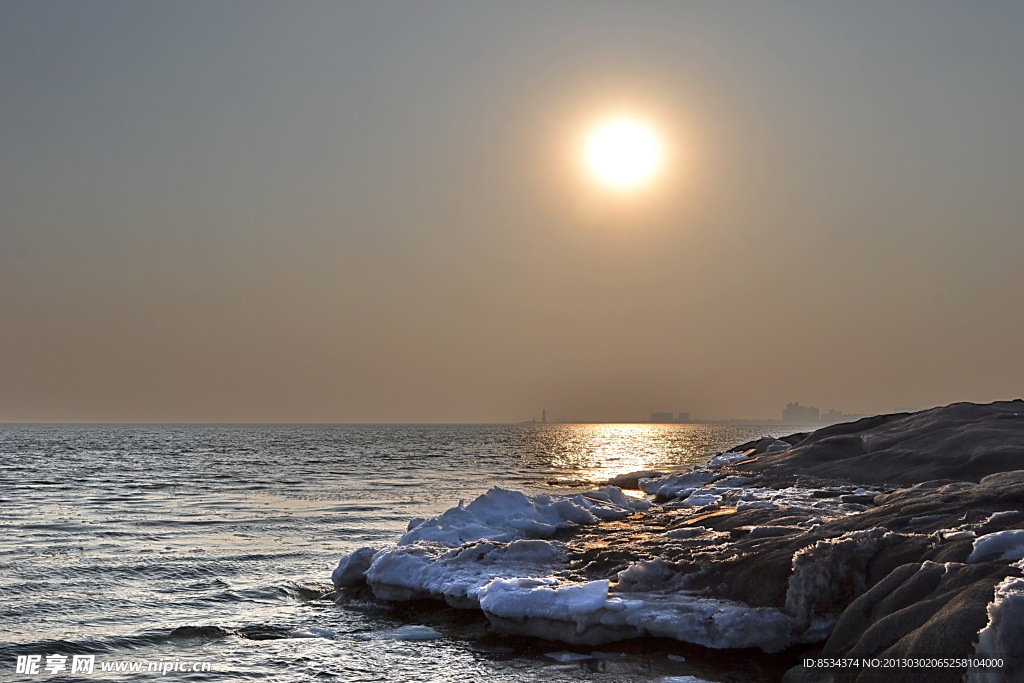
top-left (529, 401), bottom-right (900, 426)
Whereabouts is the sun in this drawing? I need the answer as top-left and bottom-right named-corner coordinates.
top-left (583, 118), bottom-right (663, 190)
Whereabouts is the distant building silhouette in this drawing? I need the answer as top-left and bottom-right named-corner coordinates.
top-left (820, 408), bottom-right (869, 424)
top-left (650, 412), bottom-right (675, 423)
top-left (822, 408), bottom-right (845, 423)
top-left (677, 411), bottom-right (690, 423)
top-left (782, 402), bottom-right (819, 423)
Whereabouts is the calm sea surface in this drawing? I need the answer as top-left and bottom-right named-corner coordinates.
top-left (1, 423), bottom-right (812, 682)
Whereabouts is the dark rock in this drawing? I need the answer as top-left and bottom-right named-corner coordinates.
top-left (734, 400), bottom-right (1024, 487)
top-left (840, 494), bottom-right (877, 506)
top-left (607, 470), bottom-right (666, 489)
top-left (821, 561), bottom-right (1020, 683)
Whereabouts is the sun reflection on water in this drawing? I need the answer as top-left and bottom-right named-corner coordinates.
top-left (510, 423), bottom-right (770, 487)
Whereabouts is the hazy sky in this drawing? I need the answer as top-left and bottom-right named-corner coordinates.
top-left (2, 1), bottom-right (1022, 422)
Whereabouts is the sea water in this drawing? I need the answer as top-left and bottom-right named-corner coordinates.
top-left (1, 423), bottom-right (810, 682)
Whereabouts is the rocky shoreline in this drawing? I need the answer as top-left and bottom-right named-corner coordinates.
top-left (332, 401), bottom-right (1024, 682)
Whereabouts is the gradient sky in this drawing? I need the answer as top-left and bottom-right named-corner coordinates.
top-left (2, 1), bottom-right (1022, 422)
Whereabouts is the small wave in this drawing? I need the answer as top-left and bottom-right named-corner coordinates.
top-left (0, 626), bottom-right (231, 659)
top-left (202, 582), bottom-right (331, 605)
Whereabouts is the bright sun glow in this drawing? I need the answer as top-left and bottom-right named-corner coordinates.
top-left (584, 118), bottom-right (662, 190)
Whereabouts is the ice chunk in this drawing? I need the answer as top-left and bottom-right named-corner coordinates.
top-left (478, 578), bottom-right (610, 620)
top-left (639, 471), bottom-right (719, 499)
top-left (332, 546), bottom-right (378, 589)
top-left (582, 485), bottom-right (651, 512)
top-left (387, 625), bottom-right (444, 641)
top-left (967, 575), bottom-right (1024, 683)
top-left (366, 539), bottom-right (567, 606)
top-left (356, 625), bottom-right (444, 641)
top-left (289, 627), bottom-right (337, 639)
top-left (502, 538), bottom-right (566, 563)
top-left (478, 576), bottom-right (804, 652)
top-left (399, 487), bottom-right (607, 546)
top-left (679, 491), bottom-right (722, 507)
top-left (736, 500), bottom-right (778, 510)
top-left (707, 451), bottom-right (752, 467)
top-left (615, 592), bottom-right (800, 652)
top-left (967, 530), bottom-right (1024, 563)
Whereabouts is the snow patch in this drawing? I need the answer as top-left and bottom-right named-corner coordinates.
top-left (981, 510), bottom-right (1021, 526)
top-left (967, 530), bottom-right (1024, 563)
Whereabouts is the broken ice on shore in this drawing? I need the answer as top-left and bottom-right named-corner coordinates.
top-left (330, 446), bottom-right (891, 653)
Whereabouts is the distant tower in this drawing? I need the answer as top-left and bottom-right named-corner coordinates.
top-left (542, 409), bottom-right (547, 424)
